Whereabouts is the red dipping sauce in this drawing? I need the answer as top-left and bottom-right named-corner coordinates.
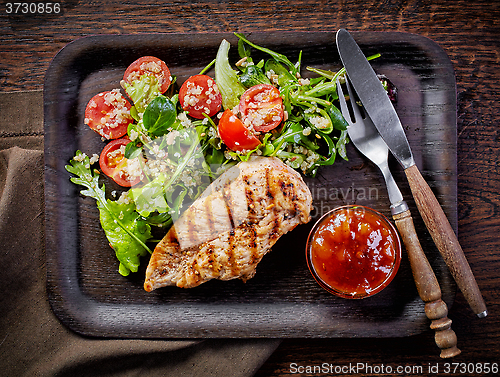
top-left (306, 205), bottom-right (401, 299)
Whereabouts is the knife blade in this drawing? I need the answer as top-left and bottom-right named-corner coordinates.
top-left (336, 28), bottom-right (487, 318)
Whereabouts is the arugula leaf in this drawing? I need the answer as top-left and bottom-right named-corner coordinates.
top-left (235, 33), bottom-right (298, 76)
top-left (275, 150), bottom-right (305, 170)
top-left (264, 60), bottom-right (297, 87)
top-left (269, 121), bottom-right (318, 155)
top-left (237, 37), bottom-right (252, 60)
top-left (315, 132), bottom-right (337, 166)
top-left (326, 104), bottom-right (349, 131)
top-left (239, 64), bottom-right (271, 88)
top-left (336, 129), bottom-right (349, 161)
top-left (304, 132), bottom-right (336, 177)
top-left (65, 151), bottom-right (153, 276)
top-left (302, 107), bottom-right (334, 134)
top-left (304, 81), bottom-right (337, 98)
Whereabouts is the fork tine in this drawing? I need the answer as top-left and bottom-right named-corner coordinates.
top-left (336, 77), bottom-right (351, 124)
top-left (345, 79), bottom-right (365, 123)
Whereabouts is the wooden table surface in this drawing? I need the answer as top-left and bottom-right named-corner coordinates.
top-left (2, 1), bottom-right (499, 375)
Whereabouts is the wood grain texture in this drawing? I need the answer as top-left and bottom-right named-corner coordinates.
top-left (2, 0), bottom-right (500, 374)
top-left (405, 164), bottom-right (487, 317)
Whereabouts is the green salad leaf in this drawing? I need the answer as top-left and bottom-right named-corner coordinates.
top-left (130, 173), bottom-right (170, 218)
top-left (215, 39), bottom-right (247, 110)
top-left (65, 151), bottom-right (153, 276)
top-left (121, 74), bottom-right (162, 114)
top-left (239, 63), bottom-right (271, 88)
top-left (264, 60), bottom-right (297, 86)
top-left (143, 95), bottom-right (177, 137)
top-left (235, 33), bottom-right (298, 77)
top-left (100, 199), bottom-right (152, 276)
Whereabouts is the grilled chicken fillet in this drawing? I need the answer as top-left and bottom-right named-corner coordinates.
top-left (144, 156), bottom-right (312, 291)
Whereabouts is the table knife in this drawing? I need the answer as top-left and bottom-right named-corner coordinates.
top-left (336, 28), bottom-right (487, 318)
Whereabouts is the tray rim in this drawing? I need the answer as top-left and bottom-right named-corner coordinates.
top-left (44, 30), bottom-right (457, 339)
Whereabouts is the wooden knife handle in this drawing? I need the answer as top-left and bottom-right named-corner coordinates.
top-left (405, 164), bottom-right (487, 317)
top-left (393, 209), bottom-right (460, 358)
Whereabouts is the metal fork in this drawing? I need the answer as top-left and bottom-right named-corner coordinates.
top-left (336, 77), bottom-right (460, 358)
top-left (337, 78), bottom-right (405, 213)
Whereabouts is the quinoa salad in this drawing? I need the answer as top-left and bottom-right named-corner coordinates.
top-left (66, 33), bottom-right (359, 277)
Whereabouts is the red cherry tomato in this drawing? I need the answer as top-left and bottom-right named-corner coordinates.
top-left (239, 84), bottom-right (284, 132)
top-left (123, 56), bottom-right (172, 94)
top-left (218, 109), bottom-right (261, 152)
top-left (179, 75), bottom-right (222, 119)
top-left (84, 90), bottom-right (132, 139)
top-left (99, 138), bottom-right (144, 187)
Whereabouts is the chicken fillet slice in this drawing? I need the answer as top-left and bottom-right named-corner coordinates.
top-left (144, 156), bottom-right (312, 291)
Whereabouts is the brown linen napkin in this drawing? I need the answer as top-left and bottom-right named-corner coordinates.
top-left (0, 91), bottom-right (280, 377)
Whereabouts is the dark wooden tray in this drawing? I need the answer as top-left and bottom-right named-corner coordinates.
top-left (44, 31), bottom-right (457, 338)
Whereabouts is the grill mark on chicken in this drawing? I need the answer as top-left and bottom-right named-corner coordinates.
top-left (268, 173), bottom-right (281, 240)
top-left (235, 221), bottom-right (260, 282)
top-left (204, 194), bottom-right (216, 235)
top-left (144, 156), bottom-right (313, 291)
top-left (293, 201), bottom-right (300, 220)
top-left (222, 181), bottom-right (236, 229)
top-left (265, 168), bottom-right (274, 200)
top-left (240, 176), bottom-right (259, 279)
top-left (249, 222), bottom-right (261, 274)
top-left (183, 205), bottom-right (198, 247)
top-left (248, 221), bottom-right (258, 277)
top-left (245, 188), bottom-right (255, 218)
top-left (222, 182), bottom-right (237, 278)
top-left (205, 245), bottom-right (217, 275)
top-left (227, 228), bottom-right (236, 277)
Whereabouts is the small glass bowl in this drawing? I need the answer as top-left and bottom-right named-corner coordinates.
top-left (306, 205), bottom-right (401, 299)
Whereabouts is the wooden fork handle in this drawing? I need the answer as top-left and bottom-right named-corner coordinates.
top-left (405, 164), bottom-right (487, 318)
top-left (393, 209), bottom-right (460, 358)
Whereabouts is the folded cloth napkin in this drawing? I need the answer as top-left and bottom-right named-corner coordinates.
top-left (0, 91), bottom-right (280, 377)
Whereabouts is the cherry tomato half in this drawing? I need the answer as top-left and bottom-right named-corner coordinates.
top-left (84, 89), bottom-right (132, 139)
top-left (123, 56), bottom-right (172, 94)
top-left (179, 75), bottom-right (222, 119)
top-left (218, 109), bottom-right (261, 152)
top-left (239, 84), bottom-right (284, 132)
top-left (99, 138), bottom-right (144, 187)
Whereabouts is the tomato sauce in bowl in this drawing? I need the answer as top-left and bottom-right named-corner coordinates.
top-left (306, 205), bottom-right (401, 299)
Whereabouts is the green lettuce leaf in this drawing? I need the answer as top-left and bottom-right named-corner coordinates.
top-left (99, 199), bottom-right (152, 276)
top-left (215, 39), bottom-right (246, 110)
top-left (121, 74), bottom-right (162, 114)
top-left (129, 173), bottom-right (170, 217)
